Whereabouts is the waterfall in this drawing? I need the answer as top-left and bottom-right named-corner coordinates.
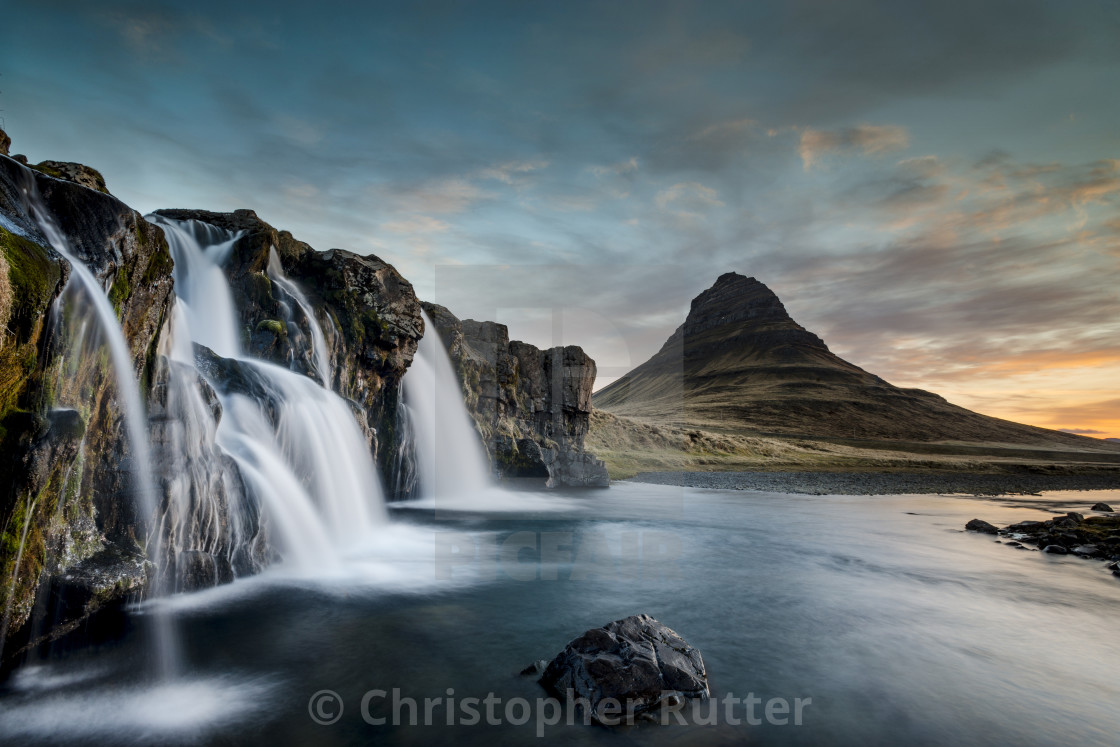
top-left (20, 180), bottom-right (181, 678)
top-left (266, 249), bottom-right (333, 387)
top-left (152, 216), bottom-right (386, 574)
top-left (402, 310), bottom-right (492, 500)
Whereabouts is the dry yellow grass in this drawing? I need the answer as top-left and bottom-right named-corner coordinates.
top-left (586, 409), bottom-right (1120, 480)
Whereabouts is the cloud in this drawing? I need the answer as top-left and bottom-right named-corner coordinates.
top-left (688, 119), bottom-right (756, 141)
top-left (381, 216), bottom-right (451, 234)
top-left (477, 159), bottom-right (550, 185)
top-left (275, 116), bottom-right (324, 147)
top-left (655, 182), bottom-right (724, 211)
top-left (799, 124), bottom-right (910, 170)
top-left (589, 157), bottom-right (640, 178)
top-left (381, 177), bottom-right (491, 215)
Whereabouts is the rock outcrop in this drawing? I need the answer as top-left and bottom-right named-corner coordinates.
top-left (967, 508), bottom-right (1120, 572)
top-left (532, 614), bottom-right (709, 723)
top-left (421, 301), bottom-right (608, 488)
top-left (965, 518), bottom-right (999, 534)
top-left (2, 139), bottom-right (424, 664)
top-left (153, 208), bottom-right (423, 485)
top-left (0, 148), bottom-right (175, 662)
top-left (28, 161), bottom-right (110, 195)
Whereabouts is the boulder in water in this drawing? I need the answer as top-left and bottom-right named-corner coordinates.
top-left (535, 614), bottom-right (708, 723)
top-left (965, 519), bottom-right (999, 534)
top-left (1091, 502), bottom-right (1114, 512)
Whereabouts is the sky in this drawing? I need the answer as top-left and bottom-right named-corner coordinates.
top-left (4, 0), bottom-right (1119, 438)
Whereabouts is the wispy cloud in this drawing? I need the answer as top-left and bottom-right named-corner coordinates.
top-left (799, 124), bottom-right (910, 170)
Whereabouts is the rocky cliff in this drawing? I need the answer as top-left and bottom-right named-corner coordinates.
top-left (0, 130), bottom-right (425, 666)
top-left (422, 302), bottom-right (608, 488)
top-left (0, 145), bottom-right (175, 661)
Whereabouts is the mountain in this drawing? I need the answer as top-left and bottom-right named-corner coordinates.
top-left (594, 272), bottom-right (1111, 449)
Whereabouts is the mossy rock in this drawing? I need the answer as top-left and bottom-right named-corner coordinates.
top-left (29, 161), bottom-right (109, 194)
top-left (108, 264), bottom-right (130, 318)
top-left (255, 319), bottom-right (286, 337)
top-left (0, 227), bottom-right (62, 340)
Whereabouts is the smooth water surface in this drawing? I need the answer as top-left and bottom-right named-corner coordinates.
top-left (2, 483), bottom-right (1118, 746)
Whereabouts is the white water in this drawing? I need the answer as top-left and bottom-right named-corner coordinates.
top-left (18, 179), bottom-right (181, 678)
top-left (403, 310), bottom-right (492, 502)
top-left (152, 216), bottom-right (386, 575)
top-left (266, 249), bottom-right (333, 387)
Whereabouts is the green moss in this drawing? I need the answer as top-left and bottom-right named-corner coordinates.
top-left (108, 264), bottom-right (130, 319)
top-left (248, 272), bottom-right (273, 307)
top-left (29, 162), bottom-right (64, 180)
top-left (255, 319), bottom-right (286, 336)
top-left (0, 228), bottom-right (60, 450)
top-left (0, 227), bottom-right (61, 338)
top-left (140, 225), bottom-right (174, 286)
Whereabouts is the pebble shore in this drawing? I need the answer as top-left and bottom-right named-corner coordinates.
top-left (626, 470), bottom-right (1120, 496)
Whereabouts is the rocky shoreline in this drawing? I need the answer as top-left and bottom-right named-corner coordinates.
top-left (966, 507), bottom-right (1120, 574)
top-left (626, 470), bottom-right (1120, 496)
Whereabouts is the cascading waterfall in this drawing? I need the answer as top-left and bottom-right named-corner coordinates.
top-left (266, 249), bottom-right (334, 387)
top-left (152, 216), bottom-right (386, 574)
top-left (20, 178), bottom-right (180, 678)
top-left (402, 310), bottom-right (492, 500)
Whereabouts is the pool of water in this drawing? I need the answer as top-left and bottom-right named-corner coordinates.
top-left (2, 483), bottom-right (1118, 745)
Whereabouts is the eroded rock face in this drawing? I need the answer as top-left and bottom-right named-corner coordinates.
top-left (421, 301), bottom-right (609, 489)
top-left (536, 614), bottom-right (709, 723)
top-left (0, 152), bottom-right (175, 658)
top-left (153, 208), bottom-right (423, 485)
top-left (29, 161), bottom-right (110, 195)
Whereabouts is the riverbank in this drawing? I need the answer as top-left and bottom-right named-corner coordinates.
top-left (626, 470), bottom-right (1120, 495)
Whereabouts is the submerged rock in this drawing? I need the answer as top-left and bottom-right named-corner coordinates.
top-left (966, 518), bottom-right (999, 534)
top-left (536, 614), bottom-right (708, 723)
top-left (1091, 502), bottom-right (1114, 512)
top-left (968, 512), bottom-right (1120, 578)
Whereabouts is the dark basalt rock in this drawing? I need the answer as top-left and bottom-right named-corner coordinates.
top-left (970, 512), bottom-right (1120, 577)
top-left (966, 518), bottom-right (999, 534)
top-left (421, 301), bottom-right (609, 489)
top-left (1091, 502), bottom-right (1114, 512)
top-left (0, 127), bottom-right (9, 157)
top-left (536, 614), bottom-right (708, 724)
top-left (1, 153), bottom-right (176, 650)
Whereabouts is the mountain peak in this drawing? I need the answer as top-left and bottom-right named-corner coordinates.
top-left (675, 272), bottom-right (820, 350)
